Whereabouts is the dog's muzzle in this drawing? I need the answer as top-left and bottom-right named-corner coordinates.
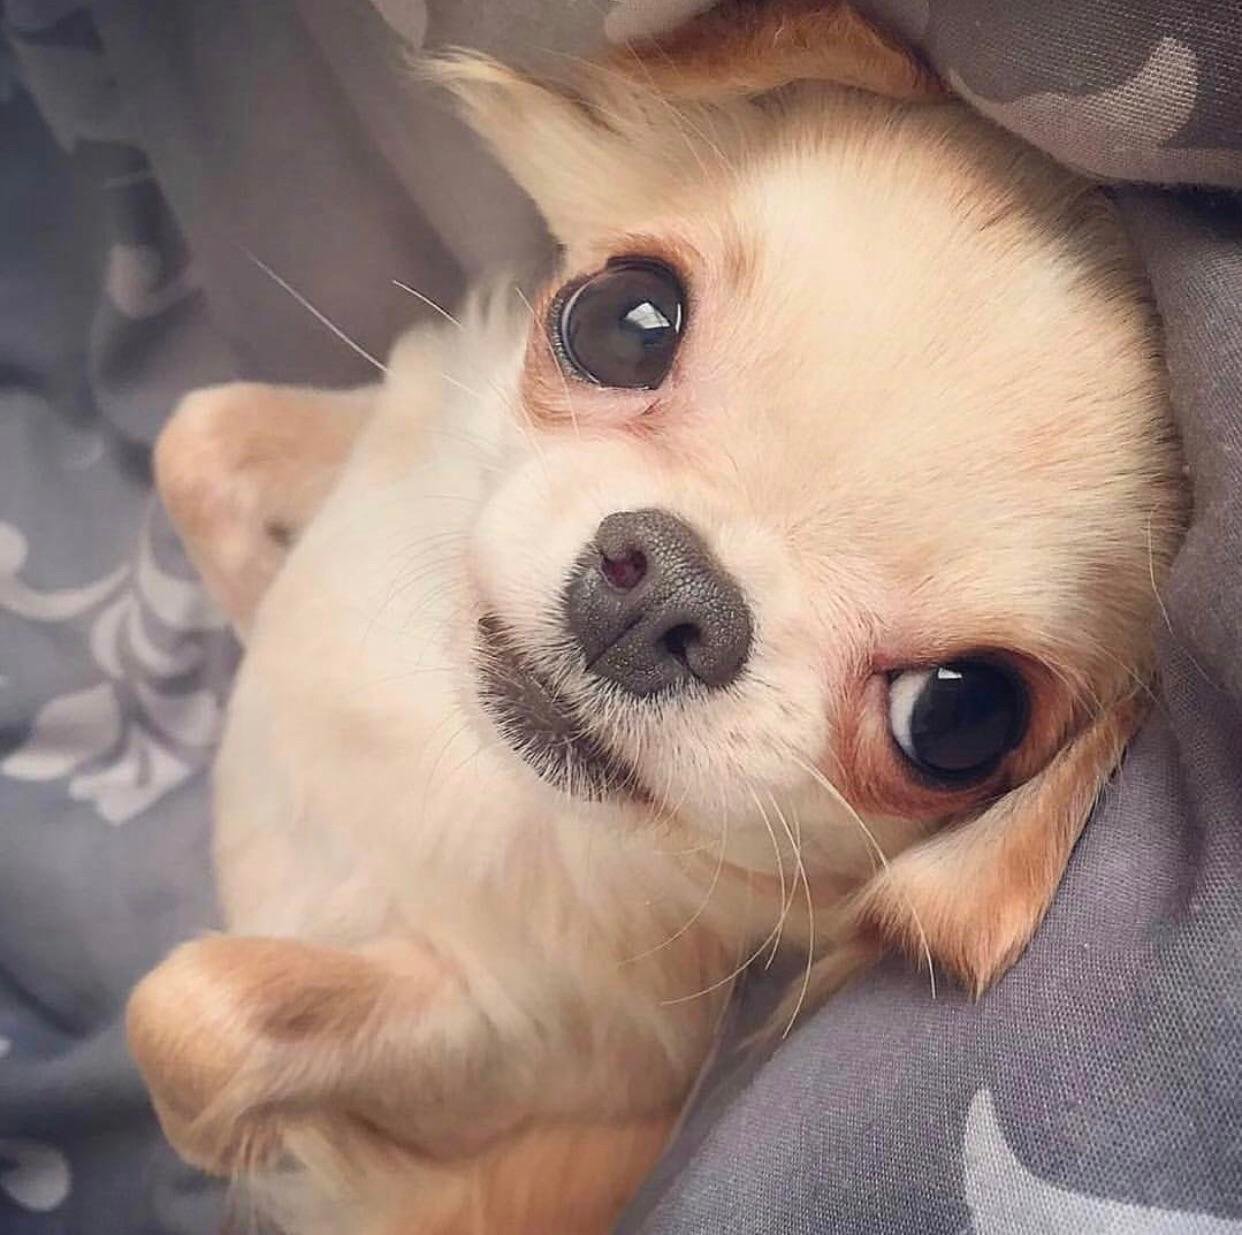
top-left (564, 508), bottom-right (753, 699)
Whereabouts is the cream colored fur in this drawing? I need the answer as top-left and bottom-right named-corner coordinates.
top-left (127, 7), bottom-right (1185, 1232)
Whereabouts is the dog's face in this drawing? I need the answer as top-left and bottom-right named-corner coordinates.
top-left (162, 36), bottom-right (1184, 995)
top-left (132, 12), bottom-right (1188, 1214)
top-left (447, 67), bottom-right (1182, 944)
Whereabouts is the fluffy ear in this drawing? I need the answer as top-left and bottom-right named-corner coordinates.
top-left (430, 2), bottom-right (939, 245)
top-left (155, 382), bottom-right (375, 637)
top-left (615, 0), bottom-right (943, 102)
top-left (427, 55), bottom-right (642, 246)
top-left (855, 695), bottom-right (1144, 995)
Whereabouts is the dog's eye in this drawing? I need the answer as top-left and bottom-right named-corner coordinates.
top-left (888, 661), bottom-right (1027, 782)
top-left (554, 258), bottom-right (685, 389)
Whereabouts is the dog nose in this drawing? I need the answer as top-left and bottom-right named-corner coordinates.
top-left (565, 509), bottom-right (753, 697)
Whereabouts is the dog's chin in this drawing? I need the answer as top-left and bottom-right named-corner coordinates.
top-left (474, 615), bottom-right (646, 804)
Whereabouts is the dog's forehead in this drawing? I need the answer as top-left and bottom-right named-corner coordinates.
top-left (524, 96), bottom-right (1170, 672)
top-left (552, 128), bottom-right (1165, 660)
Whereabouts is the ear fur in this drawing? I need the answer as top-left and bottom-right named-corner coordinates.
top-left (429, 1), bottom-right (941, 245)
top-left (855, 695), bottom-right (1144, 994)
top-left (154, 382), bottom-right (375, 637)
top-left (613, 0), bottom-right (943, 102)
top-left (426, 55), bottom-right (652, 246)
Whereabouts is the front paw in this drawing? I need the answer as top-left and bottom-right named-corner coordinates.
top-left (126, 936), bottom-right (352, 1172)
top-left (126, 934), bottom-right (453, 1172)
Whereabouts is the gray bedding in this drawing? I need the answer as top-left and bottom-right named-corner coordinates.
top-left (0, 2), bottom-right (1238, 1232)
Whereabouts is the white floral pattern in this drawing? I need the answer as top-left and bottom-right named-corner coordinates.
top-left (0, 508), bottom-right (228, 825)
top-left (964, 1089), bottom-right (1242, 1233)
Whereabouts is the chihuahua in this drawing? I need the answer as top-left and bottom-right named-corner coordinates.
top-left (127, 3), bottom-right (1185, 1232)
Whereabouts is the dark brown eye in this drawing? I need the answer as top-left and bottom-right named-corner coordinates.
top-left (888, 661), bottom-right (1027, 783)
top-left (553, 258), bottom-right (685, 389)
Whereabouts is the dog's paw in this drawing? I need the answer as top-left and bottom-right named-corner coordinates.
top-left (127, 934), bottom-right (456, 1172)
top-left (127, 937), bottom-right (279, 1171)
top-left (126, 935), bottom-right (381, 1172)
top-left (154, 382), bottom-right (373, 632)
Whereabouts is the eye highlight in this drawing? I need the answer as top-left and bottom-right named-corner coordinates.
top-left (552, 258), bottom-right (686, 389)
top-left (888, 661), bottom-right (1028, 783)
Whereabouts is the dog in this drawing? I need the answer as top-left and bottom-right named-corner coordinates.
top-left (126, 3), bottom-right (1186, 1232)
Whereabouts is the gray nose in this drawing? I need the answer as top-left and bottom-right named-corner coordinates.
top-left (564, 509), bottom-right (753, 698)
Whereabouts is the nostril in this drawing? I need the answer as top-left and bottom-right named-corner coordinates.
top-left (599, 547), bottom-right (647, 592)
top-left (660, 622), bottom-right (699, 666)
top-left (567, 509), bottom-right (753, 697)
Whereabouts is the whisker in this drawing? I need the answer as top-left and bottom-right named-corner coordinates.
top-left (613, 44), bottom-right (732, 176)
top-left (505, 285), bottom-right (556, 482)
top-left (791, 754), bottom-right (885, 874)
top-left (1147, 505), bottom-right (1215, 689)
top-left (766, 789), bottom-right (815, 1038)
top-left (620, 800), bottom-right (729, 965)
top-left (791, 752), bottom-right (936, 1001)
top-left (441, 372), bottom-right (494, 404)
top-left (749, 788), bottom-right (790, 968)
top-left (392, 279), bottom-right (465, 331)
top-left (655, 784), bottom-right (800, 1008)
top-left (244, 249), bottom-right (387, 374)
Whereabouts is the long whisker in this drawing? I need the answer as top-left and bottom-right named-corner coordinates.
top-left (440, 372), bottom-right (494, 404)
top-left (514, 282), bottom-right (582, 440)
top-left (504, 284), bottom-right (557, 484)
top-left (656, 782), bottom-right (802, 1009)
top-left (620, 800), bottom-right (730, 965)
top-left (791, 754), bottom-right (886, 874)
top-left (392, 279), bottom-right (465, 331)
top-left (766, 789), bottom-right (815, 1038)
top-left (749, 788), bottom-right (791, 968)
top-left (659, 914), bottom-right (787, 1009)
top-left (1147, 505), bottom-right (1214, 688)
top-left (244, 249), bottom-right (387, 374)
top-left (791, 753), bottom-right (936, 1000)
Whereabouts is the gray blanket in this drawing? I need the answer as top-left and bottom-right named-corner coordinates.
top-left (1, 2), bottom-right (1238, 1231)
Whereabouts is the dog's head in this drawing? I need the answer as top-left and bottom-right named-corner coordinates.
top-left (162, 2), bottom-right (1184, 995)
top-left (428, 5), bottom-right (1183, 990)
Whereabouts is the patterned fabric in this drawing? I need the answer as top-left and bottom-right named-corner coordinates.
top-left (0, 1), bottom-right (1238, 1232)
top-left (855, 0), bottom-right (1242, 188)
top-left (0, 4), bottom-right (234, 1230)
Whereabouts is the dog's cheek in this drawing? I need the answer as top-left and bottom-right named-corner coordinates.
top-left (686, 526), bottom-right (840, 791)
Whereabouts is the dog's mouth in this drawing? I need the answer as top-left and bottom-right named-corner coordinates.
top-left (474, 614), bottom-right (644, 802)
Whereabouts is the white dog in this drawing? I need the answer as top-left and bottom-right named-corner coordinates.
top-left (127, 3), bottom-right (1185, 1232)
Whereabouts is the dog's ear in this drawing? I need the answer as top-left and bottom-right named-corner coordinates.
top-left (155, 382), bottom-right (375, 637)
top-left (615, 0), bottom-right (942, 102)
top-left (429, 55), bottom-right (643, 246)
top-left (856, 695), bottom-right (1142, 995)
top-left (432, 1), bottom-right (939, 246)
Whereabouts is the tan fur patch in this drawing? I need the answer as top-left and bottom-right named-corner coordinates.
top-left (853, 695), bottom-right (1142, 993)
top-left (155, 382), bottom-right (374, 634)
top-left (613, 0), bottom-right (943, 102)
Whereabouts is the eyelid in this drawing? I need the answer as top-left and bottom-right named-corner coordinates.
top-left (881, 648), bottom-right (1027, 683)
top-left (544, 256), bottom-right (690, 391)
top-left (546, 276), bottom-right (593, 385)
